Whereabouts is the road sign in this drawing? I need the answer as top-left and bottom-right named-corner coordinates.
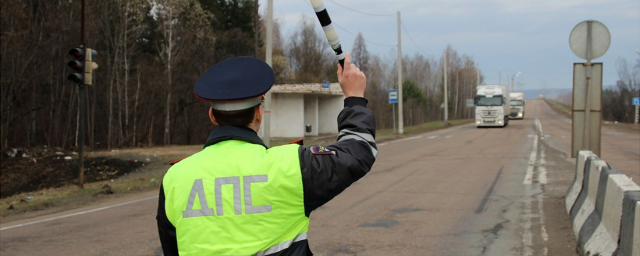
top-left (322, 80), bottom-right (330, 89)
top-left (466, 99), bottom-right (475, 108)
top-left (633, 97), bottom-right (640, 105)
top-left (569, 20), bottom-right (610, 60)
top-left (572, 62), bottom-right (602, 158)
top-left (389, 89), bottom-right (398, 103)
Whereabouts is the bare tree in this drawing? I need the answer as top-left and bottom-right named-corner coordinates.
top-left (154, 0), bottom-right (213, 145)
top-left (287, 15), bottom-right (332, 83)
top-left (352, 32), bottom-right (370, 73)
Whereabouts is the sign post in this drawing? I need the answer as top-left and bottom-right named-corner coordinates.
top-left (633, 97), bottom-right (640, 124)
top-left (389, 89), bottom-right (398, 133)
top-left (569, 20), bottom-right (610, 158)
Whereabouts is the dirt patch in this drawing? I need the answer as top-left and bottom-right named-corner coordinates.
top-left (1, 147), bottom-right (144, 198)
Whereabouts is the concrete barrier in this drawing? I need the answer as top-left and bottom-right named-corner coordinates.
top-left (620, 191), bottom-right (640, 256)
top-left (565, 151), bottom-right (640, 256)
top-left (565, 150), bottom-right (596, 214)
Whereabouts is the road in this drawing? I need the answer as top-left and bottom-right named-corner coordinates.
top-left (1, 99), bottom-right (638, 255)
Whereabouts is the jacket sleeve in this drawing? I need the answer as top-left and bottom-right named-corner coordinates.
top-left (156, 184), bottom-right (179, 256)
top-left (299, 97), bottom-right (377, 217)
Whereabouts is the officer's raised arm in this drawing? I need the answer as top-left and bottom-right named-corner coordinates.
top-left (299, 52), bottom-right (377, 216)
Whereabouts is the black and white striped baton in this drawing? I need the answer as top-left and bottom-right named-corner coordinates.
top-left (310, 0), bottom-right (345, 67)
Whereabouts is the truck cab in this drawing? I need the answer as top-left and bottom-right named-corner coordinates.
top-left (509, 92), bottom-right (525, 119)
top-left (475, 85), bottom-right (510, 128)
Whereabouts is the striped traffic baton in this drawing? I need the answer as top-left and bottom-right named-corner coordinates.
top-left (310, 0), bottom-right (345, 67)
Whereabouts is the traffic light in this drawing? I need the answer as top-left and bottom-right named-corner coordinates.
top-left (68, 47), bottom-right (85, 84)
top-left (67, 47), bottom-right (98, 85)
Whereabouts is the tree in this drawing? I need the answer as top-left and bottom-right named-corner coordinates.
top-left (153, 0), bottom-right (213, 145)
top-left (402, 79), bottom-right (427, 125)
top-left (200, 0), bottom-right (257, 62)
top-left (0, 0), bottom-right (486, 150)
top-left (603, 58), bottom-right (640, 123)
top-left (287, 15), bottom-right (332, 83)
top-left (352, 32), bottom-right (370, 73)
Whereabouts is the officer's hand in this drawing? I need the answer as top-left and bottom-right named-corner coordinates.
top-left (337, 52), bottom-right (366, 98)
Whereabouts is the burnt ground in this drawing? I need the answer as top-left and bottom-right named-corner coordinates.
top-left (1, 147), bottom-right (144, 198)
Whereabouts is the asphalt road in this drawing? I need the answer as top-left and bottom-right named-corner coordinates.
top-left (1, 99), bottom-right (637, 255)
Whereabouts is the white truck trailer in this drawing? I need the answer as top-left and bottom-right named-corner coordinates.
top-left (509, 92), bottom-right (525, 119)
top-left (475, 85), bottom-right (510, 128)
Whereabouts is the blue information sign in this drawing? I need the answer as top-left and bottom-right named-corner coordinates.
top-left (389, 89), bottom-right (398, 103)
top-left (633, 97), bottom-right (640, 106)
top-left (322, 80), bottom-right (330, 89)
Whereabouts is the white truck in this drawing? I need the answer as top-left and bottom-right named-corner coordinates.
top-left (475, 85), bottom-right (510, 128)
top-left (509, 92), bottom-right (525, 119)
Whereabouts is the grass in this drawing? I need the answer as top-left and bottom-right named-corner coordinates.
top-left (0, 174), bottom-right (162, 220)
top-left (377, 119), bottom-right (473, 137)
top-left (544, 99), bottom-right (572, 117)
top-left (0, 118), bottom-right (472, 221)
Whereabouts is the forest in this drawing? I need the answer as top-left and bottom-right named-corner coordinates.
top-left (3, 0), bottom-right (636, 151)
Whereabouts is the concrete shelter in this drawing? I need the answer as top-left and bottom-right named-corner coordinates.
top-left (261, 83), bottom-right (344, 139)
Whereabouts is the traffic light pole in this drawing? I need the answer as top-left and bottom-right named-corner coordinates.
top-left (78, 85), bottom-right (86, 188)
top-left (78, 0), bottom-right (86, 188)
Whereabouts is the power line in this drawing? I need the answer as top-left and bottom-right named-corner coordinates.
top-left (332, 23), bottom-right (396, 47)
top-left (326, 0), bottom-right (395, 17)
top-left (297, 0), bottom-right (395, 47)
top-left (320, 0), bottom-right (426, 56)
top-left (401, 22), bottom-right (428, 57)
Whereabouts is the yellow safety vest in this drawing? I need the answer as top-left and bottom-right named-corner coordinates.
top-left (163, 140), bottom-right (309, 255)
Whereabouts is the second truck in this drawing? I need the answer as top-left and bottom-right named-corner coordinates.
top-left (509, 92), bottom-right (525, 119)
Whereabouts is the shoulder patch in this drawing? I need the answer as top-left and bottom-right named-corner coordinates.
top-left (310, 145), bottom-right (337, 155)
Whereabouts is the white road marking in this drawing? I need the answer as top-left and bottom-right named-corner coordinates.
top-left (536, 118), bottom-right (545, 140)
top-left (539, 147), bottom-right (547, 184)
top-left (0, 195), bottom-right (158, 231)
top-left (524, 133), bottom-right (537, 185)
top-left (445, 135), bottom-right (453, 139)
top-left (522, 194), bottom-right (534, 256)
top-left (378, 135), bottom-right (423, 146)
top-left (539, 166), bottom-right (548, 184)
top-left (522, 117), bottom-right (549, 255)
top-left (427, 135), bottom-right (438, 139)
top-left (523, 166), bottom-right (534, 185)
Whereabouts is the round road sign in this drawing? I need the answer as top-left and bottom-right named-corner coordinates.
top-left (569, 20), bottom-right (610, 60)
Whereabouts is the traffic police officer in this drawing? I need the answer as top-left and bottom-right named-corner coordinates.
top-left (157, 52), bottom-right (377, 255)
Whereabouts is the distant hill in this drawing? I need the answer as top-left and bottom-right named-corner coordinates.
top-left (514, 88), bottom-right (572, 100)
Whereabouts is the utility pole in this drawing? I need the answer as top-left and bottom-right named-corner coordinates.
top-left (263, 0), bottom-right (273, 147)
top-left (443, 49), bottom-right (448, 123)
top-left (253, 0), bottom-right (259, 57)
top-left (397, 11), bottom-right (404, 134)
top-left (476, 63), bottom-right (480, 86)
top-left (511, 75), bottom-right (514, 92)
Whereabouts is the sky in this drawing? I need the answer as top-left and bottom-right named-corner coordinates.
top-left (261, 0), bottom-right (640, 90)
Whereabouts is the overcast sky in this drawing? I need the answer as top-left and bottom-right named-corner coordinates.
top-left (262, 0), bottom-right (639, 90)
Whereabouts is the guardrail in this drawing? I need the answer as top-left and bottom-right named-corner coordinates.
top-left (565, 150), bottom-right (640, 256)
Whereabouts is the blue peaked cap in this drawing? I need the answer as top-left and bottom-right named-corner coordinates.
top-left (194, 57), bottom-right (274, 111)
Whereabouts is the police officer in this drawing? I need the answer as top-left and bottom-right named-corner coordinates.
top-left (157, 52), bottom-right (376, 256)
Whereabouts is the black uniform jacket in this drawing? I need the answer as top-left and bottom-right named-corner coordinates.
top-left (157, 97), bottom-right (377, 256)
